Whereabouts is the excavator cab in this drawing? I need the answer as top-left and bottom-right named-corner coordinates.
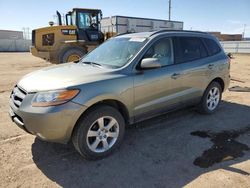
top-left (31, 8), bottom-right (104, 64)
top-left (63, 8), bottom-right (103, 42)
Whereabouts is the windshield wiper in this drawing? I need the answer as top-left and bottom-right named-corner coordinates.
top-left (82, 61), bottom-right (102, 67)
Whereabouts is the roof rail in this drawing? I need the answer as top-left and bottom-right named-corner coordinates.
top-left (115, 32), bottom-right (132, 37)
top-left (149, 29), bottom-right (208, 37)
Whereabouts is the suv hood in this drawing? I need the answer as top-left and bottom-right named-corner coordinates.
top-left (18, 63), bottom-right (123, 92)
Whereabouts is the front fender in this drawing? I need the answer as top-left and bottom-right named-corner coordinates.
top-left (71, 77), bottom-right (134, 120)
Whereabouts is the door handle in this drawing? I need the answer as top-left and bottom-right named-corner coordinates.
top-left (208, 64), bottom-right (214, 69)
top-left (171, 73), bottom-right (181, 79)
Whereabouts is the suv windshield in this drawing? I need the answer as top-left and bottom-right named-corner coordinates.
top-left (81, 37), bottom-right (148, 68)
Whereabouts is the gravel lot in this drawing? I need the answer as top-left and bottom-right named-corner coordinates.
top-left (0, 53), bottom-right (250, 188)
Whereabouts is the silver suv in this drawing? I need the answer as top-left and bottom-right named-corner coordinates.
top-left (9, 30), bottom-right (230, 159)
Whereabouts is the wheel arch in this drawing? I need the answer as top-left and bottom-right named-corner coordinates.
top-left (209, 77), bottom-right (225, 92)
top-left (70, 99), bottom-right (131, 141)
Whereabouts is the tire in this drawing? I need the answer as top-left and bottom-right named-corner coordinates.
top-left (59, 47), bottom-right (86, 63)
top-left (72, 105), bottom-right (125, 160)
top-left (198, 82), bottom-right (222, 114)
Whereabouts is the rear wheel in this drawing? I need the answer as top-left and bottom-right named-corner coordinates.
top-left (198, 82), bottom-right (222, 114)
top-left (59, 47), bottom-right (86, 63)
top-left (72, 105), bottom-right (125, 160)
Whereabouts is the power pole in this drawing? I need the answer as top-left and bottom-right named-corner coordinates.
top-left (27, 27), bottom-right (30, 40)
top-left (243, 24), bottom-right (246, 39)
top-left (169, 0), bottom-right (172, 21)
top-left (22, 27), bottom-right (26, 39)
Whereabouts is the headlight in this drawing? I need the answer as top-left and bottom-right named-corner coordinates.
top-left (32, 89), bottom-right (79, 107)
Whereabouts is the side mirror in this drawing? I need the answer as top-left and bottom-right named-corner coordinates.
top-left (140, 58), bottom-right (161, 69)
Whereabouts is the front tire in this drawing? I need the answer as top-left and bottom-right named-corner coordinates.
top-left (72, 105), bottom-right (125, 160)
top-left (198, 82), bottom-right (222, 114)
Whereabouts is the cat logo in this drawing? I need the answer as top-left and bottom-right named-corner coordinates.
top-left (61, 29), bottom-right (76, 35)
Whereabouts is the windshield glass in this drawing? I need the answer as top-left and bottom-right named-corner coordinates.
top-left (71, 11), bottom-right (76, 26)
top-left (66, 14), bottom-right (72, 25)
top-left (80, 37), bottom-right (148, 68)
top-left (78, 12), bottom-right (98, 29)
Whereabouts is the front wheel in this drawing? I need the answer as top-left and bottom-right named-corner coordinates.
top-left (72, 105), bottom-right (125, 160)
top-left (198, 82), bottom-right (222, 114)
top-left (59, 47), bottom-right (86, 63)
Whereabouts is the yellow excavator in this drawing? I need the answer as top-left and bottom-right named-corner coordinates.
top-left (31, 8), bottom-right (106, 64)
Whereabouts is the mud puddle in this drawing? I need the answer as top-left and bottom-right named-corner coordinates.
top-left (191, 126), bottom-right (250, 168)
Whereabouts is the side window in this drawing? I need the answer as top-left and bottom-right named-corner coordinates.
top-left (143, 38), bottom-right (174, 67)
top-left (78, 12), bottom-right (91, 29)
top-left (203, 38), bottom-right (221, 56)
top-left (174, 37), bottom-right (208, 64)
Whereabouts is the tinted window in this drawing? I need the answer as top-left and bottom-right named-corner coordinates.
top-left (143, 38), bottom-right (174, 67)
top-left (203, 38), bottom-right (221, 56)
top-left (174, 37), bottom-right (208, 64)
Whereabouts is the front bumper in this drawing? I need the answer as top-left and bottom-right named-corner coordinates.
top-left (9, 93), bottom-right (87, 144)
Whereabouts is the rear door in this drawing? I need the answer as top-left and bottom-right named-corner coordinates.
top-left (173, 36), bottom-right (210, 103)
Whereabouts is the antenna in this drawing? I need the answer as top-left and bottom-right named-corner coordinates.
top-left (168, 0), bottom-right (172, 21)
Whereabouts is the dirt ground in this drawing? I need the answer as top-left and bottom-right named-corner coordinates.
top-left (0, 53), bottom-right (250, 188)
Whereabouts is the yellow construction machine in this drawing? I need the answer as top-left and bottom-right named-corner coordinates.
top-left (31, 8), bottom-right (105, 64)
top-left (31, 8), bottom-right (184, 64)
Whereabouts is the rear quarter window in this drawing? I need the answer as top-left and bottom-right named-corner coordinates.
top-left (203, 38), bottom-right (221, 56)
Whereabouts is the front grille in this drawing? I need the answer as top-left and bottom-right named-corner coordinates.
top-left (10, 86), bottom-right (27, 108)
top-left (32, 30), bottom-right (36, 46)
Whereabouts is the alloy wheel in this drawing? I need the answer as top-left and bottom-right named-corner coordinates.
top-left (86, 116), bottom-right (119, 153)
top-left (207, 87), bottom-right (220, 111)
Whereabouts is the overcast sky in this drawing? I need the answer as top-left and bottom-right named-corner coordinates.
top-left (0, 0), bottom-right (249, 37)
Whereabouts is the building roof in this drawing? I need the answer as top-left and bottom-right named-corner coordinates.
top-left (0, 30), bottom-right (23, 33)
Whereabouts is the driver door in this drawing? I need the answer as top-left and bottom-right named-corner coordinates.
top-left (133, 37), bottom-right (184, 121)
